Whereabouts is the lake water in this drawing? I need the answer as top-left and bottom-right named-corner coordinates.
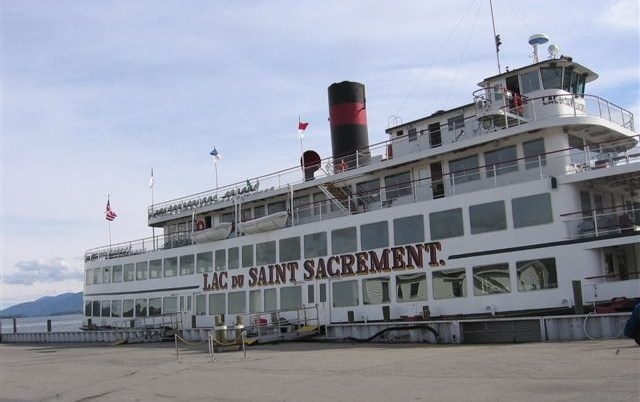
top-left (1, 314), bottom-right (84, 334)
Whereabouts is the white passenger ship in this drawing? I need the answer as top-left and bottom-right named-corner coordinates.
top-left (83, 35), bottom-right (639, 341)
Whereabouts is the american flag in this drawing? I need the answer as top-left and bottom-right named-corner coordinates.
top-left (105, 199), bottom-right (117, 221)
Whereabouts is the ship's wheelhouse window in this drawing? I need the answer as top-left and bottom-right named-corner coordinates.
top-left (470, 201), bottom-right (507, 234)
top-left (123, 263), bottom-right (134, 282)
top-left (540, 67), bottom-right (563, 89)
top-left (93, 267), bottom-right (101, 284)
top-left (356, 178), bottom-right (381, 209)
top-left (257, 241), bottom-right (276, 265)
top-left (563, 68), bottom-right (586, 95)
top-left (195, 294), bottom-right (206, 315)
top-left (472, 263), bottom-right (511, 295)
top-left (428, 122), bottom-right (442, 148)
top-left (228, 291), bottom-right (246, 314)
top-left (449, 155), bottom-right (480, 184)
top-left (215, 249), bottom-right (226, 271)
top-left (447, 115), bottom-right (465, 131)
top-left (512, 193), bottom-right (553, 228)
top-left (123, 300), bottom-right (134, 317)
top-left (136, 262), bottom-right (148, 280)
top-left (308, 284), bottom-right (315, 303)
top-left (264, 288), bottom-right (277, 312)
top-left (163, 297), bottom-right (177, 314)
top-left (429, 208), bottom-right (464, 239)
top-left (84, 300), bottom-right (92, 316)
top-left (180, 254), bottom-right (195, 275)
top-left (268, 200), bottom-right (286, 214)
top-left (197, 252), bottom-right (213, 273)
top-left (148, 298), bottom-right (161, 316)
top-left (394, 215), bottom-right (425, 245)
top-left (92, 300), bottom-right (100, 317)
top-left (112, 265), bottom-right (122, 283)
top-left (242, 244), bottom-right (254, 268)
top-left (523, 138), bottom-right (546, 169)
top-left (111, 300), bottom-right (122, 317)
top-left (279, 236), bottom-right (301, 261)
top-left (228, 247), bottom-right (239, 269)
top-left (149, 259), bottom-right (162, 279)
top-left (304, 232), bottom-right (327, 258)
top-left (484, 145), bottom-right (518, 177)
top-left (249, 289), bottom-right (262, 313)
top-left (385, 171), bottom-right (412, 200)
top-left (361, 221), bottom-right (389, 250)
top-left (520, 70), bottom-right (540, 94)
top-left (85, 269), bottom-right (93, 285)
top-left (332, 280), bottom-right (359, 307)
top-left (331, 227), bottom-right (357, 254)
top-left (396, 273), bottom-right (427, 302)
top-left (408, 128), bottom-right (417, 142)
top-left (280, 286), bottom-right (302, 311)
top-left (164, 257), bottom-right (177, 277)
top-left (101, 300), bottom-right (111, 317)
top-left (432, 268), bottom-right (467, 299)
top-left (293, 195), bottom-right (311, 219)
top-left (209, 293), bottom-right (225, 315)
top-left (135, 299), bottom-right (147, 317)
top-left (363, 277), bottom-right (391, 305)
top-left (103, 266), bottom-right (111, 283)
top-left (517, 258), bottom-right (558, 292)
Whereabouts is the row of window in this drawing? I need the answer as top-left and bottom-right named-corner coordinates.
top-left (85, 258), bottom-right (558, 318)
top-left (87, 192), bottom-right (553, 285)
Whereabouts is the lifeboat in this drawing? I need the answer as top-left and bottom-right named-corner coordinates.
top-left (238, 211), bottom-right (289, 235)
top-left (190, 222), bottom-right (233, 243)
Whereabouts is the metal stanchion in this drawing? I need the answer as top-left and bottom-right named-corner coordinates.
top-left (241, 331), bottom-right (247, 358)
top-left (175, 334), bottom-right (180, 362)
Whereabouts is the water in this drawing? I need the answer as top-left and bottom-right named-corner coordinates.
top-left (1, 314), bottom-right (84, 334)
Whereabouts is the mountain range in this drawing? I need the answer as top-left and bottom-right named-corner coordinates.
top-left (0, 292), bottom-right (83, 318)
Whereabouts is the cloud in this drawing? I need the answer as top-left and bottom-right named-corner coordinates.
top-left (2, 257), bottom-right (84, 285)
top-left (599, 0), bottom-right (639, 30)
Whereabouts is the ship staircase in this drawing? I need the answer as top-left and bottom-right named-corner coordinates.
top-left (474, 92), bottom-right (529, 134)
top-left (317, 182), bottom-right (354, 214)
top-left (225, 305), bottom-right (321, 346)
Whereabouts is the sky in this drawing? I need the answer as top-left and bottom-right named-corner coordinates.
top-left (1, 0), bottom-right (638, 309)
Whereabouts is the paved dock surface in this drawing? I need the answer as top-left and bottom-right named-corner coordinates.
top-left (1, 339), bottom-right (638, 402)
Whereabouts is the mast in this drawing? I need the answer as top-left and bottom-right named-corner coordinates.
top-left (489, 0), bottom-right (501, 74)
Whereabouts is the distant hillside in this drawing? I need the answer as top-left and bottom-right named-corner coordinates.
top-left (0, 292), bottom-right (83, 318)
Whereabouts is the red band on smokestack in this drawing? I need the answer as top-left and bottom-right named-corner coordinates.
top-left (329, 102), bottom-right (367, 128)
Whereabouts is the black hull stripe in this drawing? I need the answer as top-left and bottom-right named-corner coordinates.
top-left (85, 285), bottom-right (200, 297)
top-left (448, 231), bottom-right (638, 260)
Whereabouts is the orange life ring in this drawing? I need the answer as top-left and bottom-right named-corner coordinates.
top-left (196, 220), bottom-right (205, 231)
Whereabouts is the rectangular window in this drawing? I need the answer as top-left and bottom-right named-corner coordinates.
top-left (228, 247), bottom-right (239, 270)
top-left (242, 244), bottom-right (254, 268)
top-left (279, 237), bottom-right (301, 261)
top-left (256, 241), bottom-right (276, 265)
top-left (408, 128), bottom-right (417, 142)
top-left (209, 293), bottom-right (226, 315)
top-left (268, 201), bottom-right (286, 214)
top-left (540, 67), bottom-right (562, 89)
top-left (512, 193), bottom-right (553, 228)
top-left (254, 205), bottom-right (266, 219)
top-left (85, 269), bottom-right (93, 285)
top-left (195, 294), bottom-right (206, 315)
top-left (135, 262), bottom-right (148, 280)
top-left (473, 263), bottom-right (511, 295)
top-left (469, 201), bottom-right (507, 234)
top-left (304, 232), bottom-right (327, 258)
top-left (85, 300), bottom-right (92, 316)
top-left (92, 300), bottom-right (100, 317)
top-left (520, 71), bottom-right (540, 94)
top-left (135, 299), bottom-right (147, 317)
top-left (447, 114), bottom-right (465, 131)
top-left (180, 255), bottom-right (195, 275)
top-left (164, 257), bottom-right (177, 277)
top-left (293, 195), bottom-right (311, 219)
top-left (396, 273), bottom-right (428, 302)
top-left (280, 286), bottom-right (302, 311)
top-left (517, 258), bottom-right (558, 292)
top-left (221, 211), bottom-right (235, 224)
top-left (363, 277), bottom-right (391, 305)
top-left (320, 283), bottom-right (327, 303)
top-left (93, 267), bottom-right (101, 284)
top-left (197, 252), bottom-right (213, 273)
top-left (331, 227), bottom-right (357, 254)
top-left (163, 297), bottom-right (178, 314)
top-left (149, 259), bottom-right (162, 279)
top-left (249, 289), bottom-right (262, 313)
top-left (580, 191), bottom-right (592, 217)
top-left (111, 300), bottom-right (122, 317)
top-left (429, 208), bottom-right (464, 239)
top-left (332, 280), bottom-right (359, 307)
top-left (112, 265), bottom-right (123, 283)
top-left (215, 249), bottom-right (226, 271)
top-left (484, 145), bottom-right (518, 177)
top-left (393, 215), bottom-right (425, 245)
top-left (101, 300), bottom-right (111, 317)
top-left (148, 298), bottom-right (162, 316)
top-left (123, 300), bottom-right (134, 318)
top-left (228, 291), bottom-right (246, 314)
top-left (123, 263), bottom-right (134, 282)
top-left (360, 221), bottom-right (389, 250)
top-left (385, 171), bottom-right (412, 200)
top-left (449, 155), bottom-right (480, 184)
top-left (308, 284), bottom-right (315, 303)
top-left (356, 178), bottom-right (381, 208)
top-left (428, 122), bottom-right (442, 148)
top-left (264, 288), bottom-right (277, 312)
top-left (523, 138), bottom-right (546, 169)
top-left (432, 268), bottom-right (467, 299)
top-left (102, 267), bottom-right (111, 283)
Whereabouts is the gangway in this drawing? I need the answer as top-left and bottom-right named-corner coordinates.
top-left (230, 305), bottom-right (322, 345)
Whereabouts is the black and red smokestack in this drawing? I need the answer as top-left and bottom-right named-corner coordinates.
top-left (328, 81), bottom-right (370, 169)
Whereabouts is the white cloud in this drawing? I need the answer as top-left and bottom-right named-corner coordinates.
top-left (599, 0), bottom-right (640, 31)
top-left (2, 257), bottom-right (84, 285)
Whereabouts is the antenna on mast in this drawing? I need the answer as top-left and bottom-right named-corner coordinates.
top-left (489, 0), bottom-right (501, 74)
top-left (528, 33), bottom-right (549, 63)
